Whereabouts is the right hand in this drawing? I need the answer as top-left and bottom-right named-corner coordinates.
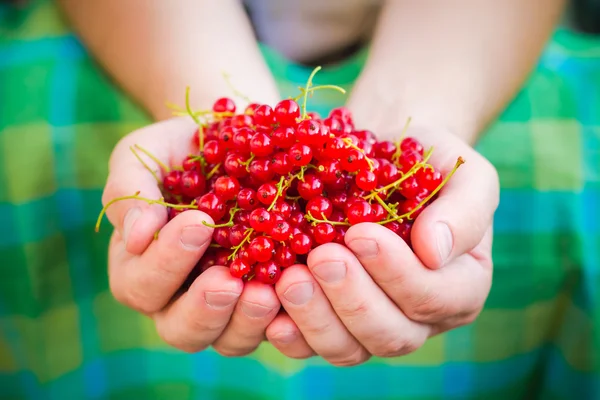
top-left (101, 117), bottom-right (281, 355)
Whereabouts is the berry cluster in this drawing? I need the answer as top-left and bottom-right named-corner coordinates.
top-left (97, 67), bottom-right (464, 286)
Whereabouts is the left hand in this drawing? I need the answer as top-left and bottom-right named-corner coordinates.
top-left (265, 125), bottom-right (499, 365)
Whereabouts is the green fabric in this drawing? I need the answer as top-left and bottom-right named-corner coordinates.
top-left (1, 1), bottom-right (599, 399)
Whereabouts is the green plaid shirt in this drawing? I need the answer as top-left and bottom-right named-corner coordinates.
top-left (1, 1), bottom-right (599, 399)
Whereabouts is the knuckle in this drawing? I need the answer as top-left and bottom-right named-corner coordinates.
top-left (213, 343), bottom-right (258, 358)
top-left (327, 345), bottom-right (370, 367)
top-left (301, 318), bottom-right (335, 337)
top-left (335, 299), bottom-right (371, 320)
top-left (155, 322), bottom-right (207, 353)
top-left (108, 272), bottom-right (163, 315)
top-left (370, 335), bottom-right (421, 358)
top-left (405, 287), bottom-right (451, 322)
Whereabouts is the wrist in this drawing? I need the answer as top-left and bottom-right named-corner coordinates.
top-left (345, 69), bottom-right (481, 146)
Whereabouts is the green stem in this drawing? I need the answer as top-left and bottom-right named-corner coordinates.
top-left (301, 66), bottom-right (322, 120)
top-left (95, 192), bottom-right (197, 232)
top-left (134, 144), bottom-right (170, 173)
top-left (130, 146), bottom-right (161, 184)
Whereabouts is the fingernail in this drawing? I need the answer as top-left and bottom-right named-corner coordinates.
top-left (283, 282), bottom-right (314, 305)
top-left (271, 331), bottom-right (298, 345)
top-left (205, 291), bottom-right (240, 308)
top-left (347, 238), bottom-right (378, 259)
top-left (436, 222), bottom-right (453, 264)
top-left (312, 261), bottom-right (346, 283)
top-left (181, 225), bottom-right (211, 250)
top-left (241, 301), bottom-right (273, 318)
top-left (123, 207), bottom-right (142, 244)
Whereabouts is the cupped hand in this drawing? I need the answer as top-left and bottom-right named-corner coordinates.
top-left (101, 117), bottom-right (280, 356)
top-left (265, 125), bottom-right (499, 365)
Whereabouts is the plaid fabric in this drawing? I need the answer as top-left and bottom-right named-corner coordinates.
top-left (1, 1), bottom-right (599, 399)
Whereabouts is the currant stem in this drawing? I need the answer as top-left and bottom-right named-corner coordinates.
top-left (222, 71), bottom-right (252, 104)
top-left (342, 138), bottom-right (375, 171)
top-left (134, 144), bottom-right (170, 173)
top-left (392, 117), bottom-right (412, 162)
top-left (185, 87), bottom-right (205, 151)
top-left (301, 66), bottom-right (322, 120)
top-left (95, 193), bottom-right (197, 232)
top-left (206, 163), bottom-right (222, 179)
top-left (293, 85), bottom-right (346, 102)
top-left (365, 149), bottom-right (433, 200)
top-left (377, 157), bottom-right (465, 224)
top-left (203, 206), bottom-right (241, 228)
top-left (305, 213), bottom-right (350, 226)
top-left (267, 176), bottom-right (286, 212)
top-left (130, 146), bottom-right (161, 184)
top-left (228, 228), bottom-right (254, 261)
top-left (372, 193), bottom-right (401, 221)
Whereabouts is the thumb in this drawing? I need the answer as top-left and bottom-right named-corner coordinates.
top-left (411, 150), bottom-right (499, 269)
top-left (100, 117), bottom-right (198, 255)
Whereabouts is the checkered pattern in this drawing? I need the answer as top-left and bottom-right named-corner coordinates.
top-left (1, 1), bottom-right (599, 399)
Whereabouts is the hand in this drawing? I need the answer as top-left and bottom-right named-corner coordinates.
top-left (102, 117), bottom-right (281, 356)
top-left (265, 124), bottom-right (499, 365)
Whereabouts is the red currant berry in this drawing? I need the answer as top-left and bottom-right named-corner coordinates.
top-left (213, 176), bottom-right (240, 201)
top-left (250, 132), bottom-right (275, 157)
top-left (334, 225), bottom-right (348, 244)
top-left (223, 153), bottom-right (249, 178)
top-left (213, 227), bottom-right (231, 248)
top-left (271, 152), bottom-right (293, 175)
top-left (306, 196), bottom-right (333, 220)
top-left (379, 163), bottom-right (400, 186)
top-left (230, 259), bottom-right (252, 279)
top-left (288, 143), bottom-right (313, 167)
top-left (249, 208), bottom-right (274, 233)
top-left (324, 137), bottom-right (346, 158)
top-left (290, 233), bottom-right (312, 255)
top-left (416, 167), bottom-right (443, 192)
top-left (212, 97), bottom-right (236, 113)
top-left (399, 176), bottom-right (421, 199)
top-left (397, 150), bottom-right (422, 173)
top-left (297, 175), bottom-right (324, 200)
top-left (274, 99), bottom-right (300, 126)
top-left (254, 261), bottom-right (281, 284)
top-left (229, 223), bottom-right (250, 247)
top-left (297, 119), bottom-right (325, 146)
top-left (182, 156), bottom-right (202, 172)
top-left (314, 223), bottom-right (336, 244)
top-left (400, 137), bottom-right (424, 156)
top-left (316, 159), bottom-right (342, 184)
top-left (203, 140), bottom-right (226, 164)
top-left (271, 199), bottom-right (292, 219)
top-left (346, 200), bottom-right (372, 225)
top-left (163, 170), bottom-right (182, 195)
top-left (248, 157), bottom-right (275, 183)
top-left (355, 169), bottom-right (378, 191)
top-left (254, 104), bottom-right (276, 126)
top-left (237, 188), bottom-right (258, 210)
top-left (249, 236), bottom-right (275, 262)
top-left (257, 182), bottom-right (278, 205)
top-left (341, 148), bottom-right (366, 172)
top-left (274, 245), bottom-right (296, 267)
top-left (272, 126), bottom-right (296, 149)
top-left (196, 193), bottom-right (227, 221)
top-left (289, 211), bottom-right (305, 227)
top-left (270, 220), bottom-right (292, 241)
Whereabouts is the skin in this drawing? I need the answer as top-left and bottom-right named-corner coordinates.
top-left (65, 0), bottom-right (566, 364)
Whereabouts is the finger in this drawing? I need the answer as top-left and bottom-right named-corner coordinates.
top-left (154, 266), bottom-right (243, 353)
top-left (266, 312), bottom-right (315, 359)
top-left (407, 128), bottom-right (499, 268)
top-left (307, 243), bottom-right (431, 358)
top-left (275, 265), bottom-right (370, 366)
top-left (212, 281), bottom-right (280, 357)
top-left (345, 223), bottom-right (493, 325)
top-left (102, 117), bottom-right (198, 254)
top-left (108, 210), bottom-right (214, 314)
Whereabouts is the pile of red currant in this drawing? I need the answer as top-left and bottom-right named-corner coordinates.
top-left (97, 68), bottom-right (464, 286)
